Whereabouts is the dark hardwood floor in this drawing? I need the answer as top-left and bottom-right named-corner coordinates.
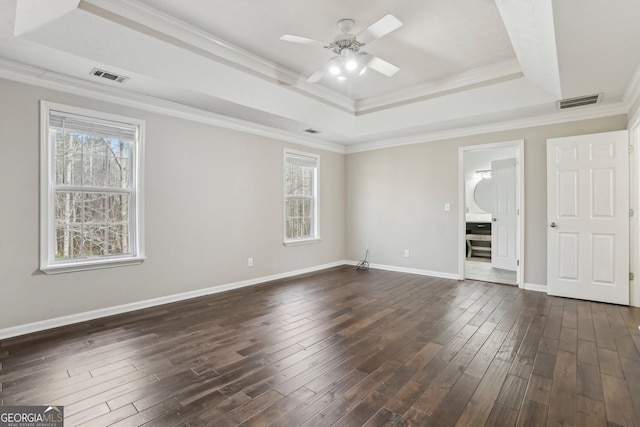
top-left (1, 266), bottom-right (640, 426)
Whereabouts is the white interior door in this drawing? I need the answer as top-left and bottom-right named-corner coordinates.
top-left (491, 158), bottom-right (517, 271)
top-left (547, 130), bottom-right (629, 304)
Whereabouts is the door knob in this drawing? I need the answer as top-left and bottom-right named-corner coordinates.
top-left (550, 222), bottom-right (558, 228)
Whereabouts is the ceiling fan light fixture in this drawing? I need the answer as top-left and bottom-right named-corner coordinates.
top-left (282, 14), bottom-right (402, 83)
top-left (328, 58), bottom-right (342, 75)
top-left (345, 58), bottom-right (358, 71)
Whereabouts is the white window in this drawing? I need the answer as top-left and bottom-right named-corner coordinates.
top-left (40, 102), bottom-right (145, 273)
top-left (283, 150), bottom-right (320, 245)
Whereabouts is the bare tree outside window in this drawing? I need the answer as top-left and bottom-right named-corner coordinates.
top-left (53, 131), bottom-right (131, 258)
top-left (284, 151), bottom-right (318, 242)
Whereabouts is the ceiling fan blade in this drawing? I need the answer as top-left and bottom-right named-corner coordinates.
top-left (357, 14), bottom-right (402, 45)
top-left (280, 34), bottom-right (328, 48)
top-left (306, 67), bottom-right (326, 83)
top-left (365, 55), bottom-right (400, 77)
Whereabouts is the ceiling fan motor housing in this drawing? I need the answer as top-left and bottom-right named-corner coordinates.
top-left (332, 37), bottom-right (362, 55)
top-left (329, 18), bottom-right (363, 55)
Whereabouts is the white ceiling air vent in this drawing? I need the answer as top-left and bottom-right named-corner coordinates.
top-left (556, 93), bottom-right (601, 109)
top-left (90, 68), bottom-right (129, 83)
top-left (304, 128), bottom-right (320, 134)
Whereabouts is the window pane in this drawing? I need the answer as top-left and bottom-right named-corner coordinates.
top-left (84, 136), bottom-right (107, 156)
top-left (108, 194), bottom-right (129, 223)
top-left (82, 225), bottom-right (107, 257)
top-left (284, 152), bottom-right (317, 241)
top-left (55, 225), bottom-right (82, 259)
top-left (108, 224), bottom-right (129, 255)
top-left (286, 165), bottom-right (313, 197)
top-left (109, 139), bottom-right (130, 158)
top-left (83, 156), bottom-right (107, 187)
top-left (285, 198), bottom-right (312, 239)
top-left (54, 153), bottom-right (83, 186)
top-left (108, 157), bottom-right (130, 188)
top-left (84, 192), bottom-right (107, 223)
top-left (55, 192), bottom-right (83, 224)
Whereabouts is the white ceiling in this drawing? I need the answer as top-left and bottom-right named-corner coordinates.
top-left (0, 0), bottom-right (639, 151)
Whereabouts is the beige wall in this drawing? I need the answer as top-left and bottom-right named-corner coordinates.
top-left (0, 78), bottom-right (345, 330)
top-left (0, 76), bottom-right (633, 332)
top-left (345, 116), bottom-right (628, 286)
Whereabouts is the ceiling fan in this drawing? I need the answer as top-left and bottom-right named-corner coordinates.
top-left (280, 14), bottom-right (403, 83)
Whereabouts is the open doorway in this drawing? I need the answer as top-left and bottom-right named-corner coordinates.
top-left (458, 140), bottom-right (524, 287)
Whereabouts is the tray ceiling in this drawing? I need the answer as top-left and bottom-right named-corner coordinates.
top-left (0, 0), bottom-right (638, 150)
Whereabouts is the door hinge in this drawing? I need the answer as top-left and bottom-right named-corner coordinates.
top-left (631, 144), bottom-right (635, 154)
top-left (631, 272), bottom-right (634, 281)
top-left (517, 259), bottom-right (520, 266)
top-left (631, 208), bottom-right (635, 217)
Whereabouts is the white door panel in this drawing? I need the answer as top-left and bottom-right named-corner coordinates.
top-left (547, 130), bottom-right (629, 305)
top-left (491, 158), bottom-right (517, 271)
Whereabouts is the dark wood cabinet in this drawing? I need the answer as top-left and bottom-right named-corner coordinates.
top-left (466, 222), bottom-right (491, 258)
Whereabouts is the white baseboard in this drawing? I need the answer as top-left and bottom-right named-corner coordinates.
top-left (0, 260), bottom-right (348, 340)
top-left (524, 283), bottom-right (547, 293)
top-left (345, 260), bottom-right (459, 280)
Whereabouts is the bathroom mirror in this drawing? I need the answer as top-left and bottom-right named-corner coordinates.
top-left (474, 178), bottom-right (493, 213)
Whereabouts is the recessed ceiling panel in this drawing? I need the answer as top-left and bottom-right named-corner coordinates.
top-left (135, 0), bottom-right (517, 101)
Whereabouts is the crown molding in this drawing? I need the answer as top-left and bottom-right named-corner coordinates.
top-left (0, 56), bottom-right (628, 156)
top-left (624, 62), bottom-right (640, 126)
top-left (0, 58), bottom-right (345, 154)
top-left (623, 55), bottom-right (640, 107)
top-left (345, 102), bottom-right (629, 153)
top-left (80, 0), bottom-right (356, 113)
top-left (355, 59), bottom-right (523, 114)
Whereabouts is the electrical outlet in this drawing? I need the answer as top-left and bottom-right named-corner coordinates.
top-left (404, 249), bottom-right (410, 257)
top-left (248, 257), bottom-right (253, 267)
top-left (444, 203), bottom-right (451, 212)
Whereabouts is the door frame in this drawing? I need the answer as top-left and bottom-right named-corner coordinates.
top-left (630, 121), bottom-right (640, 307)
top-left (458, 139), bottom-right (525, 288)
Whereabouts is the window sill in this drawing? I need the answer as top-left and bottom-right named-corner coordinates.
top-left (283, 238), bottom-right (322, 247)
top-left (40, 256), bottom-right (146, 275)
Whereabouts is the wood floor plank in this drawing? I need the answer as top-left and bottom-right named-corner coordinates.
top-left (494, 373), bottom-right (528, 410)
top-left (485, 403), bottom-right (519, 427)
top-left (547, 350), bottom-right (577, 426)
top-left (454, 359), bottom-right (510, 427)
top-left (592, 306), bottom-right (617, 351)
top-left (515, 399), bottom-right (548, 427)
top-left (577, 339), bottom-right (599, 366)
top-left (424, 373), bottom-right (481, 427)
top-left (620, 357), bottom-right (640, 423)
top-left (577, 303), bottom-right (596, 342)
top-left (601, 373), bottom-right (638, 427)
top-left (598, 347), bottom-right (625, 378)
top-left (523, 374), bottom-right (552, 405)
top-left (575, 395), bottom-right (607, 427)
top-left (577, 362), bottom-right (604, 402)
top-left (0, 266), bottom-right (638, 426)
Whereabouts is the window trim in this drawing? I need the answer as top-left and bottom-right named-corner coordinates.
top-left (283, 149), bottom-right (320, 246)
top-left (39, 101), bottom-right (145, 274)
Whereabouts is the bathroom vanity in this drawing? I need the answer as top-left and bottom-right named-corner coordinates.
top-left (466, 221), bottom-right (491, 258)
